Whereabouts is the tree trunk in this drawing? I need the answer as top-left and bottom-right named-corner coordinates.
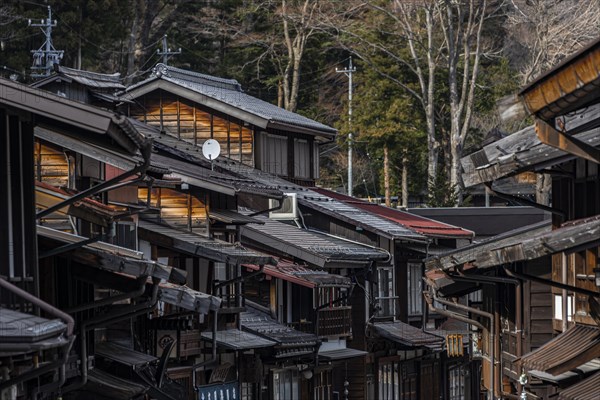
top-left (278, 80), bottom-right (284, 108)
top-left (384, 145), bottom-right (391, 207)
top-left (402, 154), bottom-right (409, 208)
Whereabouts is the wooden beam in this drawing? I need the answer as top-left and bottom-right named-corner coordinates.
top-left (535, 119), bottom-right (600, 164)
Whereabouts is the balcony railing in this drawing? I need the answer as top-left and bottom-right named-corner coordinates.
top-left (288, 306), bottom-right (353, 337)
top-left (318, 306), bottom-right (353, 337)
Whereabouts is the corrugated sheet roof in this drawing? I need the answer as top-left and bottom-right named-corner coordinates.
top-left (312, 188), bottom-right (473, 239)
top-left (371, 321), bottom-right (444, 350)
top-left (124, 64), bottom-right (336, 137)
top-left (138, 219), bottom-right (276, 265)
top-left (244, 261), bottom-right (351, 288)
top-left (318, 347), bottom-right (367, 360)
top-left (520, 324), bottom-right (600, 376)
top-left (557, 370), bottom-right (600, 400)
top-left (240, 211), bottom-right (391, 268)
top-left (201, 329), bottom-right (276, 350)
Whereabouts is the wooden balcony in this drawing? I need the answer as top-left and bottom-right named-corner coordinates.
top-left (318, 306), bottom-right (352, 337)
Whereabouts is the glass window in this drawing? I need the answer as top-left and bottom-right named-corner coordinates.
top-left (273, 370), bottom-right (299, 400)
top-left (448, 365), bottom-right (466, 400)
top-left (377, 267), bottom-right (395, 317)
top-left (408, 263), bottom-right (423, 316)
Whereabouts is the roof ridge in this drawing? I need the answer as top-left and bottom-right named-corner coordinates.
top-left (58, 65), bottom-right (122, 82)
top-left (153, 63), bottom-right (242, 92)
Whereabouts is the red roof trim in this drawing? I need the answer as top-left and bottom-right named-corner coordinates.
top-left (311, 188), bottom-right (474, 239)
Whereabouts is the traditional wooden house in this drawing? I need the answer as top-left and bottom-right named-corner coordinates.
top-left (120, 63), bottom-right (337, 186)
top-left (31, 64), bottom-right (128, 109)
top-left (427, 37), bottom-right (600, 400)
top-left (0, 77), bottom-right (221, 399)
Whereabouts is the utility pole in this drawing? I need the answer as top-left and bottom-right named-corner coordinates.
top-left (29, 6), bottom-right (64, 78)
top-left (336, 57), bottom-right (356, 196)
top-left (157, 35), bottom-right (181, 66)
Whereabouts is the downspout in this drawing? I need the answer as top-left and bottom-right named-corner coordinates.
top-left (450, 271), bottom-right (524, 396)
top-left (190, 308), bottom-right (219, 387)
top-left (431, 292), bottom-right (496, 400)
top-left (561, 253), bottom-right (568, 332)
top-left (64, 275), bottom-right (148, 314)
top-left (62, 278), bottom-right (160, 394)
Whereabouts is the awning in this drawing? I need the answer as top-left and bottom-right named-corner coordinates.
top-left (96, 342), bottom-right (158, 368)
top-left (86, 369), bottom-right (148, 399)
top-left (138, 220), bottom-right (276, 265)
top-left (371, 321), bottom-right (444, 350)
top-left (37, 225), bottom-right (182, 284)
top-left (530, 359), bottom-right (600, 383)
top-left (520, 324), bottom-right (600, 376)
top-left (156, 281), bottom-right (221, 313)
top-left (36, 181), bottom-right (120, 227)
top-left (557, 370), bottom-right (600, 400)
top-left (201, 329), bottom-right (276, 350)
top-left (244, 261), bottom-right (351, 289)
top-left (318, 347), bottom-right (367, 361)
top-left (241, 304), bottom-right (317, 358)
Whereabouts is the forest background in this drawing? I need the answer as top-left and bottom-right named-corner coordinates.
top-left (1, 0), bottom-right (599, 206)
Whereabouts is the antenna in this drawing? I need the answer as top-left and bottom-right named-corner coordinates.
top-left (157, 34), bottom-right (181, 66)
top-left (29, 6), bottom-right (64, 79)
top-left (202, 139), bottom-right (221, 171)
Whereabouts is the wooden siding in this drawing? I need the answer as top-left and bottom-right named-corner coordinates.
top-left (130, 90), bottom-right (253, 164)
top-left (139, 187), bottom-right (207, 233)
top-left (34, 140), bottom-right (70, 187)
top-left (524, 257), bottom-right (553, 352)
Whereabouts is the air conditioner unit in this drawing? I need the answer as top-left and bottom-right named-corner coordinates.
top-left (269, 193), bottom-right (298, 220)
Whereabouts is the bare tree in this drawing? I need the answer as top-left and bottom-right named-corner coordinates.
top-left (505, 0), bottom-right (600, 84)
top-left (326, 0), bottom-right (494, 204)
top-left (504, 0), bottom-right (600, 205)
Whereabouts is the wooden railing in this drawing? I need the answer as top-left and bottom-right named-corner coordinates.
top-left (318, 306), bottom-right (352, 337)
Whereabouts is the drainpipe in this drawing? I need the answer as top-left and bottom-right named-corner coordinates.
top-left (561, 253), bottom-right (568, 332)
top-left (62, 278), bottom-right (160, 394)
top-left (448, 271), bottom-right (524, 396)
top-left (64, 275), bottom-right (148, 314)
top-left (431, 292), bottom-right (496, 400)
top-left (36, 138), bottom-right (152, 220)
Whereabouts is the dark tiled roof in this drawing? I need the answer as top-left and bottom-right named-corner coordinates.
top-left (125, 64), bottom-right (336, 137)
top-left (241, 305), bottom-right (317, 358)
top-left (312, 188), bottom-right (473, 239)
top-left (129, 118), bottom-right (283, 198)
top-left (32, 65), bottom-right (125, 90)
top-left (138, 219), bottom-right (276, 265)
top-left (240, 211), bottom-right (391, 268)
top-left (371, 321), bottom-right (444, 350)
top-left (213, 159), bottom-right (426, 242)
top-left (244, 261), bottom-right (351, 288)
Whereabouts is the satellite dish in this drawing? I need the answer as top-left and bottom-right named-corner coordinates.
top-left (202, 139), bottom-right (221, 161)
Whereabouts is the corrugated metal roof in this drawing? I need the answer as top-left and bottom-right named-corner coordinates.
top-left (244, 261), bottom-right (351, 288)
top-left (520, 324), bottom-right (600, 376)
top-left (95, 342), bottom-right (158, 367)
top-left (240, 211), bottom-right (391, 268)
top-left (371, 321), bottom-right (444, 350)
top-left (557, 370), bottom-right (600, 400)
top-left (318, 347), bottom-right (367, 360)
top-left (138, 219), bottom-right (276, 265)
top-left (201, 329), bottom-right (276, 350)
top-left (129, 119), bottom-right (283, 198)
top-left (312, 188), bottom-right (474, 239)
top-left (124, 64), bottom-right (336, 137)
top-left (213, 159), bottom-right (426, 242)
top-left (210, 209), bottom-right (264, 225)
